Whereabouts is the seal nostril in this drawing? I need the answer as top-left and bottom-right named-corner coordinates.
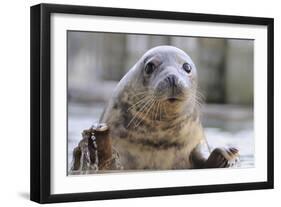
top-left (166, 75), bottom-right (177, 87)
top-left (171, 76), bottom-right (176, 87)
top-left (167, 76), bottom-right (171, 86)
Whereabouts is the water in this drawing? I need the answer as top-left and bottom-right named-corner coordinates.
top-left (68, 102), bottom-right (254, 170)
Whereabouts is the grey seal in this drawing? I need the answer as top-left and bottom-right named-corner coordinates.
top-left (100, 45), bottom-right (239, 170)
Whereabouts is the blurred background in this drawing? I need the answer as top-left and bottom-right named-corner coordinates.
top-left (67, 31), bottom-right (254, 170)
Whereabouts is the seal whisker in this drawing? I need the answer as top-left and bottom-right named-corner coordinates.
top-left (153, 101), bottom-right (158, 121)
top-left (155, 101), bottom-right (161, 121)
top-left (159, 102), bottom-right (168, 121)
top-left (134, 102), bottom-right (154, 127)
top-left (159, 102), bottom-right (163, 121)
top-left (127, 96), bottom-right (153, 112)
top-left (189, 91), bottom-right (203, 109)
top-left (191, 96), bottom-right (200, 109)
top-left (134, 98), bottom-right (156, 128)
top-left (131, 98), bottom-right (155, 126)
top-left (131, 91), bottom-right (152, 98)
top-left (163, 103), bottom-right (170, 119)
top-left (131, 87), bottom-right (155, 95)
top-left (126, 98), bottom-right (155, 128)
top-left (152, 100), bottom-right (158, 121)
top-left (196, 88), bottom-right (205, 99)
top-left (194, 88), bottom-right (205, 103)
top-left (156, 101), bottom-right (160, 121)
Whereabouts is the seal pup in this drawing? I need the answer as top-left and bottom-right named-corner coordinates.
top-left (100, 45), bottom-right (239, 170)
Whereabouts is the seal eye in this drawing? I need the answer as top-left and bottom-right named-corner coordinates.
top-left (145, 62), bottom-right (155, 74)
top-left (183, 63), bottom-right (192, 74)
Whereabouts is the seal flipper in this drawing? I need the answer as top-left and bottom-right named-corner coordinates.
top-left (190, 144), bottom-right (240, 169)
top-left (204, 147), bottom-right (240, 168)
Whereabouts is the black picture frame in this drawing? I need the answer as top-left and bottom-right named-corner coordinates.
top-left (30, 3), bottom-right (274, 204)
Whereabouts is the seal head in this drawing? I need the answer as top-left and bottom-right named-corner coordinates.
top-left (138, 45), bottom-right (198, 117)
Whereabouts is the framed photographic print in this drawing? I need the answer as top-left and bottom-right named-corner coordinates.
top-left (30, 3), bottom-right (274, 203)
